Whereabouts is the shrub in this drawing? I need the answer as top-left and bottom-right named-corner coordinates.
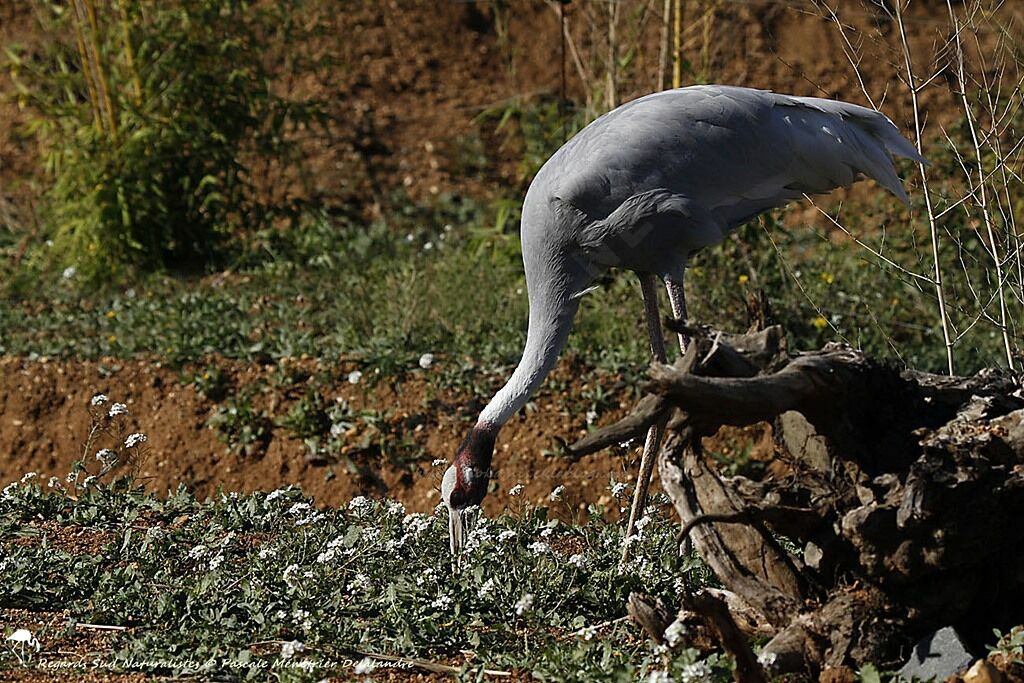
top-left (6, 0), bottom-right (329, 283)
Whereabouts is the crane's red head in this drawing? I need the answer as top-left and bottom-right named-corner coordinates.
top-left (442, 425), bottom-right (496, 555)
top-left (442, 426), bottom-right (495, 509)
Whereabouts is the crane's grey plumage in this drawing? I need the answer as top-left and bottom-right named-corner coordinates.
top-left (443, 85), bottom-right (922, 555)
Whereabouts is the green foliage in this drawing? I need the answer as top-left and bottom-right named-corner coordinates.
top-left (990, 625), bottom-right (1024, 658)
top-left (207, 390), bottom-right (272, 457)
top-left (6, 0), bottom-right (328, 282)
top-left (0, 476), bottom-right (725, 680)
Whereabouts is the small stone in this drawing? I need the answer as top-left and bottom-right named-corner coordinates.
top-left (898, 626), bottom-right (975, 682)
top-left (963, 659), bottom-right (1002, 683)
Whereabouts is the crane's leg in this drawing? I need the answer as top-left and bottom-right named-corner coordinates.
top-left (621, 274), bottom-right (669, 565)
top-left (665, 276), bottom-right (689, 354)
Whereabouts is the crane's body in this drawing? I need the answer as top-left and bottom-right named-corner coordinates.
top-left (442, 85), bottom-right (922, 554)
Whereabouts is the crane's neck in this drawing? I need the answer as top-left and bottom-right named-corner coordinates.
top-left (476, 289), bottom-right (580, 432)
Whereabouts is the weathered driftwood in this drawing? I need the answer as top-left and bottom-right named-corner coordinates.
top-left (574, 324), bottom-right (1024, 678)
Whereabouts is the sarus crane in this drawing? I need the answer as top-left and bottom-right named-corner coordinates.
top-left (442, 85), bottom-right (922, 555)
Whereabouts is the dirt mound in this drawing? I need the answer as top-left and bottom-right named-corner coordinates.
top-left (0, 355), bottom-right (769, 512)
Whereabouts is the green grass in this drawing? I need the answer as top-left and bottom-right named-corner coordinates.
top-left (1, 188), bottom-right (1013, 376)
top-left (0, 474), bottom-right (726, 681)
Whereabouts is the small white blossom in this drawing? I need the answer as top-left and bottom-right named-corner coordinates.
top-left (678, 662), bottom-right (713, 682)
top-left (265, 487), bottom-right (291, 502)
top-left (431, 459), bottom-right (447, 467)
top-left (3, 482), bottom-right (20, 500)
top-left (348, 495), bottom-right (372, 512)
top-left (47, 477), bottom-right (64, 490)
top-left (647, 672), bottom-right (672, 683)
top-left (90, 394), bottom-right (109, 406)
top-left (528, 541), bottom-right (550, 555)
top-left (635, 515), bottom-right (652, 531)
top-left (288, 502), bottom-right (311, 516)
top-left (514, 593), bottom-right (534, 615)
top-left (664, 619), bottom-right (688, 647)
top-left (20, 472), bottom-right (37, 483)
top-left (610, 481), bottom-right (629, 499)
top-left (124, 433), bottom-right (147, 449)
top-left (330, 422), bottom-right (346, 437)
top-left (549, 485), bottom-right (565, 501)
top-left (108, 403), bottom-right (128, 417)
top-left (95, 449), bottom-right (117, 462)
top-left (497, 529), bottom-right (517, 543)
top-left (280, 640), bottom-right (304, 660)
top-left (418, 353), bottom-right (435, 369)
top-left (188, 545), bottom-right (208, 560)
top-left (208, 553), bottom-right (225, 571)
top-left (423, 241), bottom-right (434, 251)
top-left (431, 594), bottom-right (453, 611)
top-left (258, 546), bottom-right (275, 560)
top-left (569, 553), bottom-right (587, 568)
top-left (509, 484), bottom-right (524, 497)
top-left (347, 370), bottom-right (363, 385)
top-left (62, 266), bottom-right (77, 280)
top-left (586, 409), bottom-right (598, 425)
top-left (478, 577), bottom-right (496, 599)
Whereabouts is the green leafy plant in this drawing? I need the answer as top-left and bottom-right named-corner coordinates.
top-left (6, 0), bottom-right (329, 282)
top-left (207, 390), bottom-right (272, 457)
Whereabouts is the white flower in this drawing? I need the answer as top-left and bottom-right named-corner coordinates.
top-left (62, 266), bottom-right (76, 280)
top-left (647, 672), bottom-right (672, 683)
top-left (549, 485), bottom-right (565, 501)
top-left (90, 394), bottom-right (108, 406)
top-left (208, 553), bottom-right (225, 571)
top-left (664, 619), bottom-right (687, 647)
top-left (569, 553), bottom-right (586, 568)
top-left (95, 449), bottom-right (117, 462)
top-left (610, 481), bottom-right (629, 499)
top-left (405, 233), bottom-right (414, 243)
top-left (354, 657), bottom-right (375, 674)
top-left (330, 422), bottom-right (345, 437)
top-left (528, 541), bottom-right (550, 555)
top-left (265, 487), bottom-right (290, 502)
top-left (124, 433), bottom-right (147, 448)
top-left (347, 370), bottom-right (362, 385)
top-left (678, 662), bottom-right (713, 682)
top-left (757, 651), bottom-right (778, 668)
top-left (497, 529), bottom-right (517, 543)
top-left (288, 502), bottom-right (311, 516)
top-left (2, 482), bottom-right (18, 500)
top-left (586, 409), bottom-right (598, 425)
top-left (348, 495), bottom-right (372, 512)
top-left (418, 353), bottom-right (434, 369)
top-left (280, 640), bottom-right (304, 659)
top-left (20, 472), bottom-right (37, 483)
top-left (108, 403), bottom-right (128, 417)
top-left (258, 546), bottom-right (275, 560)
top-left (47, 477), bottom-right (63, 490)
top-left (423, 241), bottom-right (434, 251)
top-left (431, 594), bottom-right (453, 611)
top-left (431, 458), bottom-right (446, 467)
top-left (509, 484), bottom-right (524, 497)
top-left (514, 593), bottom-right (534, 615)
top-left (188, 545), bottom-right (208, 559)
top-left (635, 515), bottom-right (652, 531)
top-left (478, 578), bottom-right (496, 599)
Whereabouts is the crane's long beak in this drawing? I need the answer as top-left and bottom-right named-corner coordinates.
top-left (448, 505), bottom-right (466, 556)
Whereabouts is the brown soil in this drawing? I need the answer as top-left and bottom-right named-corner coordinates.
top-left (0, 354), bottom-right (770, 515)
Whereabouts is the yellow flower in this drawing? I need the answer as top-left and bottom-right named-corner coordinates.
top-left (107, 334), bottom-right (118, 343)
top-left (738, 274), bottom-right (749, 285)
top-left (811, 316), bottom-right (828, 331)
top-left (202, 372), bottom-right (211, 380)
top-left (820, 272), bottom-right (834, 285)
top-left (106, 310), bottom-right (116, 319)
top-left (891, 298), bottom-right (900, 306)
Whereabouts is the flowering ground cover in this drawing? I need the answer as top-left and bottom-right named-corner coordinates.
top-left (0, 468), bottom-right (734, 681)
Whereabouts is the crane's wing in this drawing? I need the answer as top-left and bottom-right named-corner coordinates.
top-left (547, 86), bottom-right (924, 249)
top-left (569, 189), bottom-right (723, 281)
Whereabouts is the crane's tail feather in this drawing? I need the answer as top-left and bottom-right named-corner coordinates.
top-left (788, 96), bottom-right (925, 206)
